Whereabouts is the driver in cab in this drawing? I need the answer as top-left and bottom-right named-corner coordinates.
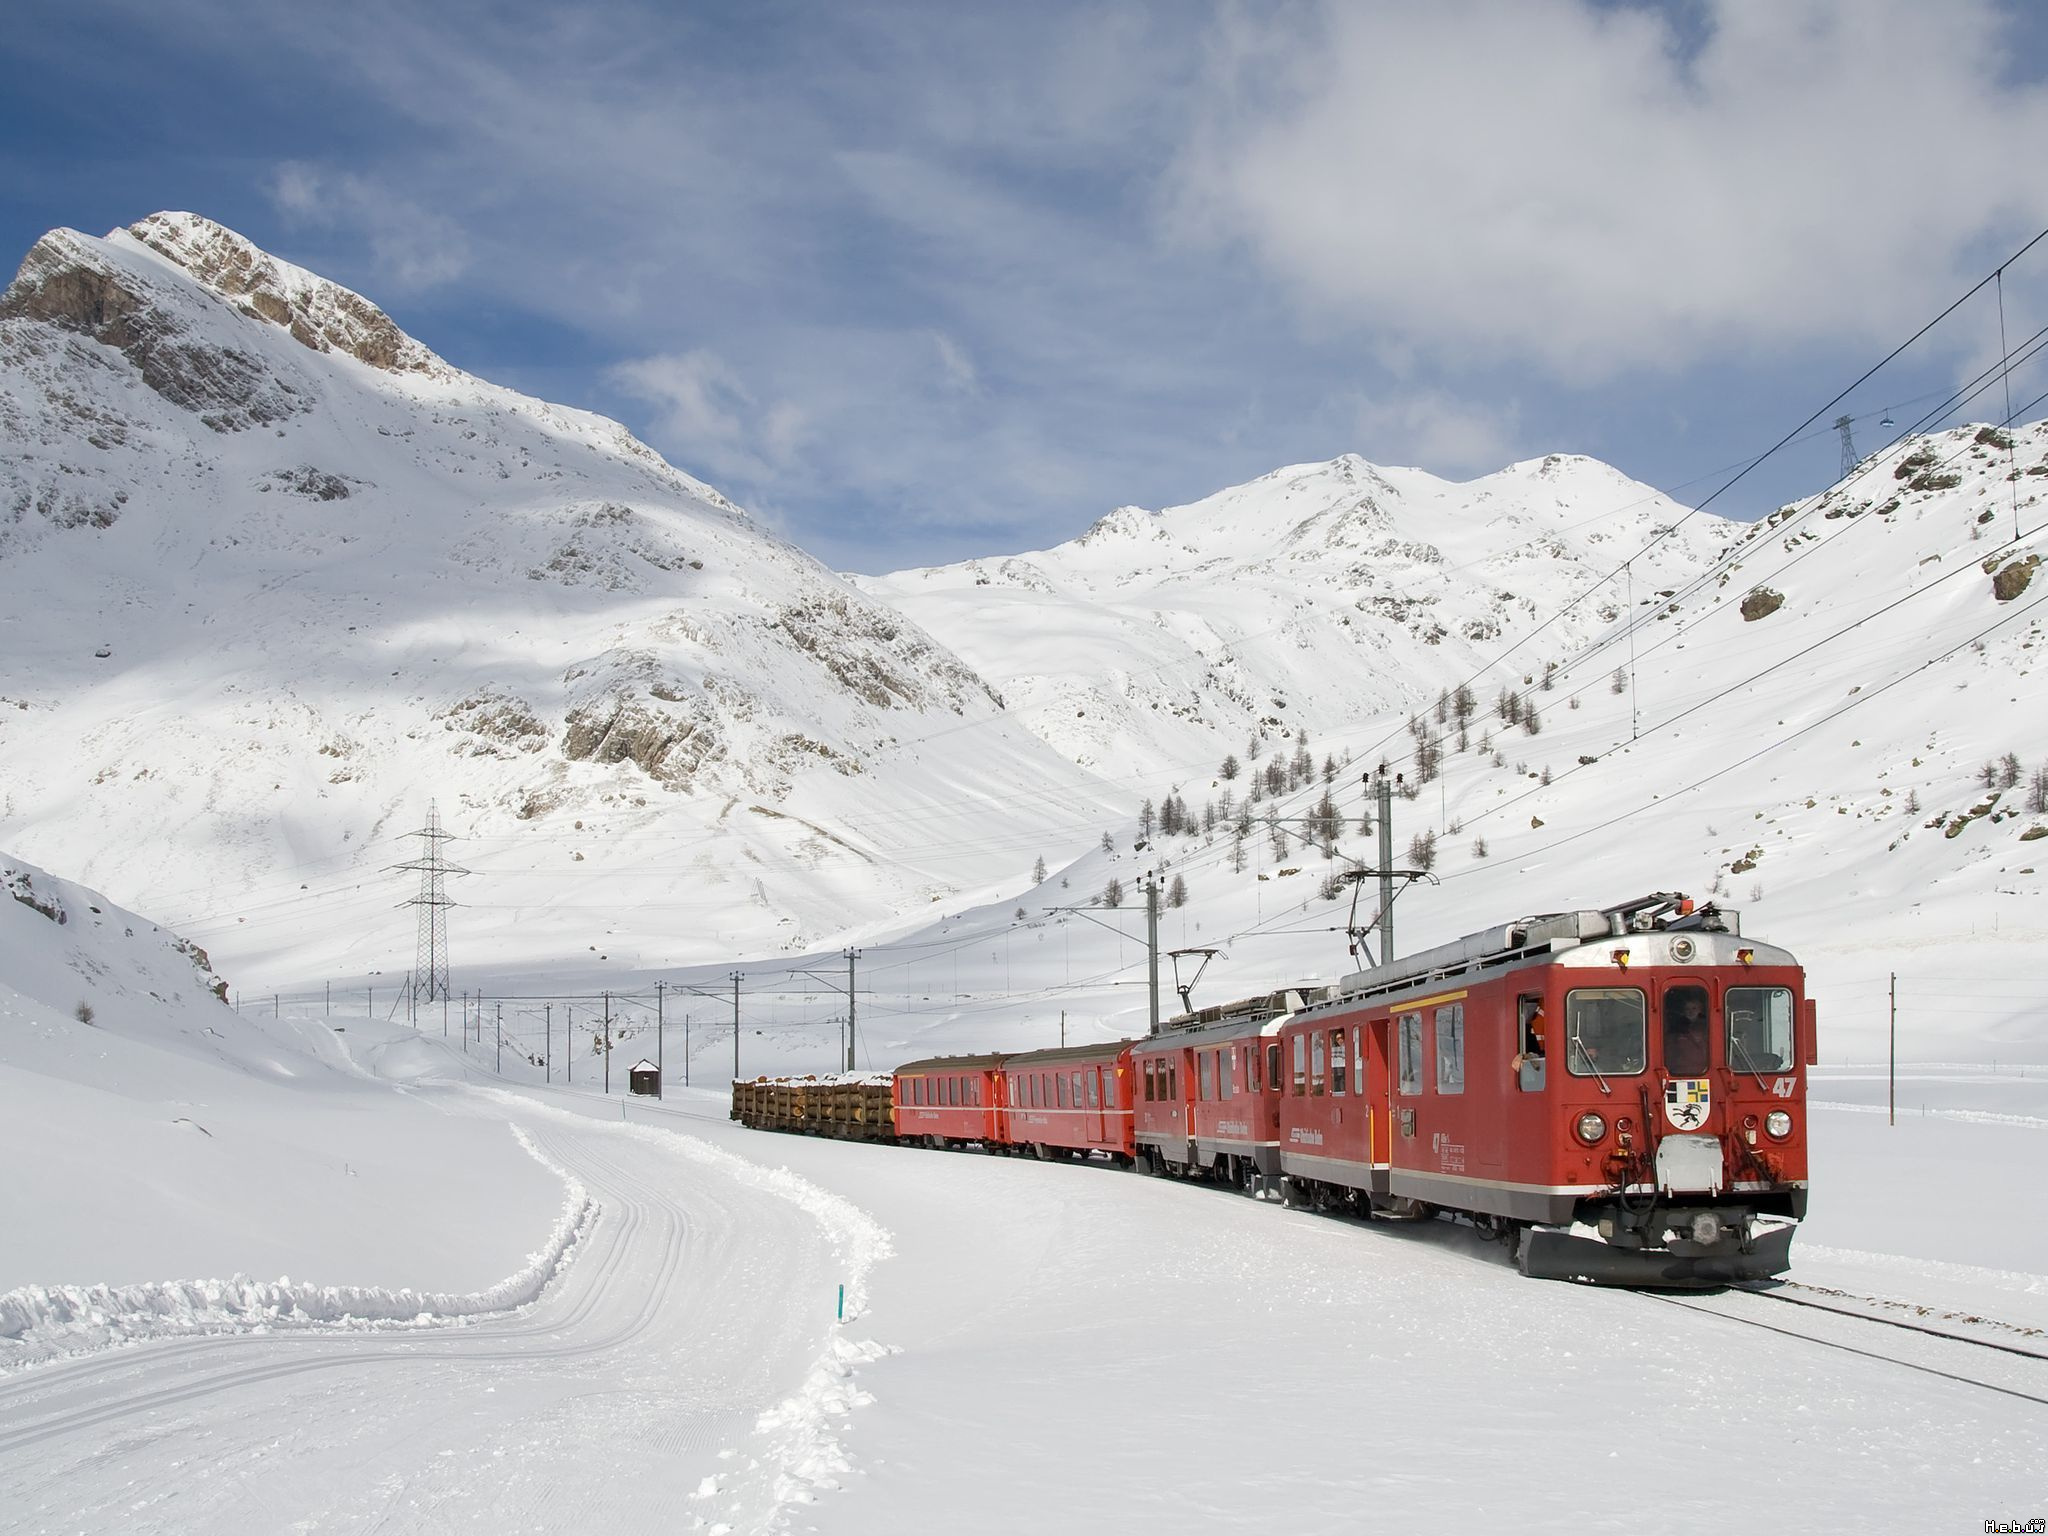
top-left (1665, 991), bottom-right (1711, 1076)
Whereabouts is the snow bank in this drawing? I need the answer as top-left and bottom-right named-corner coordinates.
top-left (0, 1123), bottom-right (592, 1372)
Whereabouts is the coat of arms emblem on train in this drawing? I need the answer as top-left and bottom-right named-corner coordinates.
top-left (1664, 1077), bottom-right (1711, 1129)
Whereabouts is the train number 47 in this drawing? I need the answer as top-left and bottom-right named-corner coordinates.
top-left (1771, 1077), bottom-right (1797, 1098)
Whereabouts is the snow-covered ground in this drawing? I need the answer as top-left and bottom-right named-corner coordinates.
top-left (5, 1006), bottom-right (2041, 1534)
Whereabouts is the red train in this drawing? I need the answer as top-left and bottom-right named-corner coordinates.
top-left (735, 893), bottom-right (1813, 1287)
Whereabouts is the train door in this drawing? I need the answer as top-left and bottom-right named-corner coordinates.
top-left (1473, 994), bottom-right (1508, 1173)
top-left (1089, 1066), bottom-right (1106, 1145)
top-left (1376, 1015), bottom-right (1392, 1171)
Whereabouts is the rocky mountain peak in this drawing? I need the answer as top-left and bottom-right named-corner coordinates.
top-left (119, 212), bottom-right (445, 377)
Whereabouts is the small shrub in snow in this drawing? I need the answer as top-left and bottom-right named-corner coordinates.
top-left (1471, 836), bottom-right (1488, 859)
top-left (73, 1001), bottom-right (95, 1025)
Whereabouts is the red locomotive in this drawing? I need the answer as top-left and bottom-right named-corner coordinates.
top-left (734, 893), bottom-right (1812, 1287)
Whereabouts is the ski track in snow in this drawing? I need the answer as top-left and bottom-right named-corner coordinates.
top-left (1810, 1098), bottom-right (2048, 1129)
top-left (0, 1083), bottom-right (897, 1536)
top-left (0, 1123), bottom-right (594, 1374)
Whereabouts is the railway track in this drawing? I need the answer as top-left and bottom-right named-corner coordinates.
top-left (1648, 1281), bottom-right (2048, 1408)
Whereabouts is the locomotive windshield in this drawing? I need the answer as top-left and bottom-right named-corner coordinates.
top-left (1726, 986), bottom-right (1795, 1073)
top-left (1564, 988), bottom-right (1646, 1076)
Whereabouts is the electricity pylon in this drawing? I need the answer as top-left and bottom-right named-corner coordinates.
top-left (394, 800), bottom-right (468, 1005)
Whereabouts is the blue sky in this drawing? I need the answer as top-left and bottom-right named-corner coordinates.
top-left (5, 0), bottom-right (2047, 573)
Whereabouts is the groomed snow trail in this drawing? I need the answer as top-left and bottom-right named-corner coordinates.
top-left (0, 1092), bottom-right (892, 1535)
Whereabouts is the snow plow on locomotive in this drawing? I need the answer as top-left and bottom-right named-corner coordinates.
top-left (730, 892), bottom-right (1812, 1288)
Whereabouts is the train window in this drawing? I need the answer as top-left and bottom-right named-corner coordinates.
top-left (1057, 1074), bottom-right (1068, 1108)
top-left (1292, 1034), bottom-right (1308, 1096)
top-left (1564, 988), bottom-right (1647, 1076)
top-left (1035, 1074), bottom-right (1045, 1107)
top-left (1663, 986), bottom-right (1712, 1075)
top-left (1329, 1029), bottom-right (1348, 1095)
top-left (1267, 1042), bottom-right (1282, 1093)
top-left (1198, 1051), bottom-right (1213, 1101)
top-left (1311, 1031), bottom-right (1326, 1095)
top-left (1435, 1003), bottom-right (1465, 1094)
top-left (1220, 1050), bottom-right (1234, 1100)
top-left (1143, 1061), bottom-right (1155, 1102)
top-left (1087, 1071), bottom-right (1099, 1109)
top-left (1725, 986), bottom-right (1794, 1073)
top-left (1397, 1013), bottom-right (1423, 1095)
top-left (1073, 1073), bottom-right (1083, 1107)
top-left (1352, 1027), bottom-right (1364, 1095)
top-left (1168, 1062), bottom-right (1178, 1100)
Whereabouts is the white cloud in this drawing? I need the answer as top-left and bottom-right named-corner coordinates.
top-left (1350, 389), bottom-right (1522, 476)
top-left (610, 349), bottom-right (807, 488)
top-left (268, 162), bottom-right (470, 290)
top-left (930, 330), bottom-right (980, 394)
top-left (1170, 0), bottom-right (2048, 381)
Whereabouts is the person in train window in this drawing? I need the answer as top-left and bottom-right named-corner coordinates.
top-left (1665, 990), bottom-right (1711, 1076)
top-left (1511, 1000), bottom-right (1547, 1074)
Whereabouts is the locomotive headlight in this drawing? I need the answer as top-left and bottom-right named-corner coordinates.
top-left (1765, 1110), bottom-right (1793, 1139)
top-left (1575, 1111), bottom-right (1607, 1145)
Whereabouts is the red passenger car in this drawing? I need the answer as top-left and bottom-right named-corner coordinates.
top-left (996, 1041), bottom-right (1135, 1161)
top-left (1132, 991), bottom-right (1317, 1192)
top-left (1275, 893), bottom-right (1811, 1284)
top-left (893, 1053), bottom-right (1004, 1149)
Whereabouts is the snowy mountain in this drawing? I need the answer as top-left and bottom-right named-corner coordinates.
top-left (2, 211), bottom-right (2042, 1058)
top-left (858, 451), bottom-right (1734, 781)
top-left (856, 425), bottom-right (2048, 1065)
top-left (0, 214), bottom-right (1113, 979)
